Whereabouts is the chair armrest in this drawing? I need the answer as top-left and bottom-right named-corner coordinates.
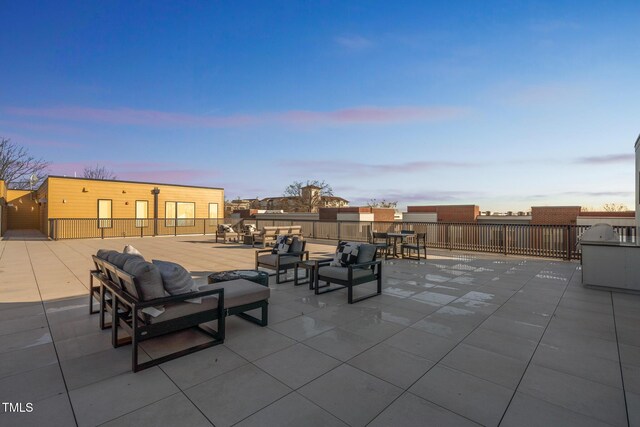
top-left (315, 258), bottom-right (334, 267)
top-left (255, 248), bottom-right (274, 254)
top-left (348, 259), bottom-right (382, 269)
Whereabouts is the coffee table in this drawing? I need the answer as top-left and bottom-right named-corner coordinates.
top-left (208, 269), bottom-right (269, 287)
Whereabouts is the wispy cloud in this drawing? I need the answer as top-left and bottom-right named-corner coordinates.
top-left (334, 35), bottom-right (373, 50)
top-left (347, 189), bottom-right (481, 206)
top-left (287, 159), bottom-right (472, 177)
top-left (48, 161), bottom-right (221, 185)
top-left (4, 105), bottom-right (467, 129)
top-left (575, 154), bottom-right (635, 165)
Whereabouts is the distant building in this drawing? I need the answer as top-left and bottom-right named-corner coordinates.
top-left (231, 185), bottom-right (349, 214)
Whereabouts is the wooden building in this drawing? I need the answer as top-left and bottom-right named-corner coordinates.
top-left (5, 176), bottom-right (224, 238)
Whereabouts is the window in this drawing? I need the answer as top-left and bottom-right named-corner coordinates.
top-left (97, 199), bottom-right (112, 228)
top-left (208, 203), bottom-right (218, 226)
top-left (135, 200), bottom-right (148, 228)
top-left (165, 201), bottom-right (195, 227)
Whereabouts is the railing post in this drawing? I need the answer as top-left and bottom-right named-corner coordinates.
top-left (337, 221), bottom-right (341, 241)
top-left (446, 224), bottom-right (451, 251)
top-left (565, 225), bottom-right (571, 260)
top-left (101, 226), bottom-right (104, 239)
top-left (312, 221), bottom-right (316, 239)
top-left (174, 220), bottom-right (177, 236)
top-left (503, 224), bottom-right (508, 256)
top-left (203, 218), bottom-right (206, 235)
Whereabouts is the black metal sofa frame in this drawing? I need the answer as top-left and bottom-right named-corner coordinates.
top-left (91, 256), bottom-right (225, 372)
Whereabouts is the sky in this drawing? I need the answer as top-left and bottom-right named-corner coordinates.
top-left (1, 0), bottom-right (639, 212)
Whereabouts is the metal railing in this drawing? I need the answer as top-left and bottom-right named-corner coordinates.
top-left (48, 217), bottom-right (636, 260)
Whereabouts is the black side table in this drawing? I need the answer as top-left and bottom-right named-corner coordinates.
top-left (293, 260), bottom-right (316, 289)
top-left (208, 269), bottom-right (270, 287)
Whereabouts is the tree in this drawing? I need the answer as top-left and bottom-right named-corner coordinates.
top-left (602, 203), bottom-right (629, 212)
top-left (366, 198), bottom-right (398, 209)
top-left (83, 164), bottom-right (117, 180)
top-left (283, 180), bottom-right (333, 212)
top-left (0, 137), bottom-right (50, 189)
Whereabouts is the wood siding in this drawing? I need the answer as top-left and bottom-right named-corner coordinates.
top-left (7, 189), bottom-right (40, 230)
top-left (45, 177), bottom-right (224, 220)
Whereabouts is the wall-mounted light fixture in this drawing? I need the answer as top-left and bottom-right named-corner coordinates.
top-left (82, 187), bottom-right (88, 192)
top-left (122, 190), bottom-right (126, 194)
top-left (63, 199), bottom-right (67, 203)
top-left (125, 201), bottom-right (129, 205)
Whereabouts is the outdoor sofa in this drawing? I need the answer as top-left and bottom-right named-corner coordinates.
top-left (252, 225), bottom-right (303, 247)
top-left (215, 223), bottom-right (241, 243)
top-left (90, 248), bottom-right (270, 372)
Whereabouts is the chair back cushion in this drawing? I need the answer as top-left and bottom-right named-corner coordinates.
top-left (331, 241), bottom-right (361, 267)
top-left (356, 244), bottom-right (377, 265)
top-left (97, 249), bottom-right (118, 260)
top-left (289, 237), bottom-right (305, 253)
top-left (107, 252), bottom-right (143, 269)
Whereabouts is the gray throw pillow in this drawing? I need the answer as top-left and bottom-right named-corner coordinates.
top-left (152, 260), bottom-right (197, 296)
top-left (123, 258), bottom-right (165, 301)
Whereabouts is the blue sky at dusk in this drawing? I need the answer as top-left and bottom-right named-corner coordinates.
top-left (1, 1), bottom-right (639, 211)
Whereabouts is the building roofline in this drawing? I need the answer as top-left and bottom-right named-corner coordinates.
top-left (43, 175), bottom-right (223, 191)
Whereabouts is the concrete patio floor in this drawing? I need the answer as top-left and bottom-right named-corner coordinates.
top-left (0, 232), bottom-right (638, 426)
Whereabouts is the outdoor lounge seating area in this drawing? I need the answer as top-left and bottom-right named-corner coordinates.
top-left (1, 232), bottom-right (639, 427)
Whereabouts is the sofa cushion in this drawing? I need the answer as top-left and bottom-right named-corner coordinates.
top-left (123, 245), bottom-right (143, 258)
top-left (331, 241), bottom-right (360, 267)
top-left (152, 260), bottom-right (198, 296)
top-left (258, 254), bottom-right (300, 268)
top-left (123, 258), bottom-right (165, 301)
top-left (356, 244), bottom-right (377, 265)
top-left (145, 296), bottom-right (219, 324)
top-left (318, 266), bottom-right (374, 282)
top-left (272, 235), bottom-right (292, 254)
top-left (96, 249), bottom-right (117, 260)
top-left (107, 252), bottom-right (144, 269)
top-left (204, 279), bottom-right (270, 309)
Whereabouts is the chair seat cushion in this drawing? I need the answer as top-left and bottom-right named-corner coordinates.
top-left (145, 296), bottom-right (220, 324)
top-left (203, 279), bottom-right (270, 309)
top-left (318, 266), bottom-right (374, 282)
top-left (257, 254), bottom-right (300, 267)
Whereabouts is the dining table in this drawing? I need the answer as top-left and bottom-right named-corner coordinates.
top-left (386, 232), bottom-right (414, 258)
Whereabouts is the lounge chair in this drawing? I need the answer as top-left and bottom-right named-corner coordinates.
top-left (314, 242), bottom-right (382, 304)
top-left (255, 236), bottom-right (308, 283)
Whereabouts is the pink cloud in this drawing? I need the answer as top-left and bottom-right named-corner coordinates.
top-left (5, 105), bottom-right (467, 128)
top-left (576, 154), bottom-right (634, 165)
top-left (286, 159), bottom-right (472, 177)
top-left (48, 161), bottom-right (221, 186)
